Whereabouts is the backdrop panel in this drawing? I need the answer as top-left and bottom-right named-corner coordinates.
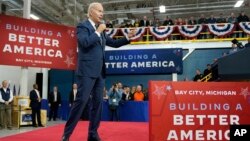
top-left (149, 81), bottom-right (250, 141)
top-left (0, 14), bottom-right (77, 70)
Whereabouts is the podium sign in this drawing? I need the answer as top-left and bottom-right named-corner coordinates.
top-left (149, 81), bottom-right (250, 141)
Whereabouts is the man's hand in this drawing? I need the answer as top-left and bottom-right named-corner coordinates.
top-left (5, 101), bottom-right (9, 105)
top-left (127, 28), bottom-right (136, 39)
top-left (96, 24), bottom-right (106, 33)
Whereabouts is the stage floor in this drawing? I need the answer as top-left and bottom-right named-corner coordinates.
top-left (0, 121), bottom-right (149, 141)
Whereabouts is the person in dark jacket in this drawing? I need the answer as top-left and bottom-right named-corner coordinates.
top-left (48, 86), bottom-right (61, 121)
top-left (29, 84), bottom-right (43, 127)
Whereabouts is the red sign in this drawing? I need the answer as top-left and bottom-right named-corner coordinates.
top-left (149, 81), bottom-right (250, 141)
top-left (0, 14), bottom-right (77, 70)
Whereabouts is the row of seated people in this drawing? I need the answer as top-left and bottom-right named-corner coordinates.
top-left (106, 12), bottom-right (249, 40)
top-left (106, 12), bottom-right (249, 28)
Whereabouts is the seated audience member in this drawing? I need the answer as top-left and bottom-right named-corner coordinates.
top-left (48, 86), bottom-right (61, 121)
top-left (0, 80), bottom-right (13, 130)
top-left (107, 83), bottom-right (122, 121)
top-left (163, 16), bottom-right (174, 26)
top-left (122, 86), bottom-right (132, 101)
top-left (229, 43), bottom-right (238, 54)
top-left (245, 37), bottom-right (250, 48)
top-left (133, 85), bottom-right (145, 101)
top-left (69, 83), bottom-right (78, 107)
top-left (193, 69), bottom-right (203, 82)
top-left (203, 64), bottom-right (212, 76)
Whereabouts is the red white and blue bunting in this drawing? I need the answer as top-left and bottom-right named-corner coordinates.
top-left (105, 28), bottom-right (119, 38)
top-left (178, 25), bottom-right (203, 38)
top-left (207, 23), bottom-right (235, 37)
top-left (239, 22), bottom-right (250, 35)
top-left (149, 26), bottom-right (175, 40)
top-left (121, 27), bottom-right (146, 41)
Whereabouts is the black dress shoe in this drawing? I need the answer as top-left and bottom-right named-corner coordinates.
top-left (61, 136), bottom-right (69, 141)
top-left (87, 136), bottom-right (101, 141)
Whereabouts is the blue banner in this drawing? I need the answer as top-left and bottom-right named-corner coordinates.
top-left (105, 49), bottom-right (183, 74)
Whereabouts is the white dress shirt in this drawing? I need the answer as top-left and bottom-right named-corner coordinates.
top-left (73, 89), bottom-right (77, 101)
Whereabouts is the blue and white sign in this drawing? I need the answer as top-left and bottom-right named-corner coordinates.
top-left (105, 49), bottom-right (183, 74)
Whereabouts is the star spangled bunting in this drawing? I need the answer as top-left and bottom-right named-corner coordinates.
top-left (207, 23), bottom-right (235, 37)
top-left (105, 28), bottom-right (118, 38)
top-left (239, 22), bottom-right (250, 35)
top-left (178, 25), bottom-right (203, 38)
top-left (149, 26), bottom-right (175, 40)
top-left (121, 27), bottom-right (146, 41)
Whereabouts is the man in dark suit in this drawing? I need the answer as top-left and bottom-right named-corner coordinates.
top-left (29, 84), bottom-right (43, 127)
top-left (61, 2), bottom-right (136, 141)
top-left (139, 16), bottom-right (150, 27)
top-left (68, 83), bottom-right (77, 107)
top-left (48, 86), bottom-right (61, 121)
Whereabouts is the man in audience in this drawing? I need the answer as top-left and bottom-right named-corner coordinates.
top-left (193, 69), bottom-right (203, 82)
top-left (107, 83), bottom-right (122, 121)
top-left (163, 16), bottom-right (174, 26)
top-left (48, 86), bottom-right (61, 121)
top-left (198, 14), bottom-right (207, 39)
top-left (198, 14), bottom-right (207, 24)
top-left (237, 11), bottom-right (249, 23)
top-left (133, 85), bottom-right (145, 101)
top-left (0, 80), bottom-right (13, 130)
top-left (203, 64), bottom-right (212, 77)
top-left (216, 13), bottom-right (226, 23)
top-left (188, 16), bottom-right (197, 25)
top-left (122, 86), bottom-right (132, 101)
top-left (117, 82), bottom-right (123, 93)
top-left (152, 18), bottom-right (161, 27)
top-left (228, 12), bottom-right (237, 23)
top-left (139, 16), bottom-right (150, 27)
top-left (207, 14), bottom-right (216, 24)
top-left (237, 11), bottom-right (249, 37)
top-left (69, 83), bottom-right (78, 107)
top-left (29, 84), bottom-right (43, 127)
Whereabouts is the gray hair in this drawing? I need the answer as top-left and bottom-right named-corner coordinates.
top-left (87, 2), bottom-right (102, 17)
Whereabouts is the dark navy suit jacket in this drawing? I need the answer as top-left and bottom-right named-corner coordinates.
top-left (76, 20), bottom-right (130, 78)
top-left (29, 90), bottom-right (41, 108)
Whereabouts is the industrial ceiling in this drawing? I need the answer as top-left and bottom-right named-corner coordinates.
top-left (1, 0), bottom-right (250, 26)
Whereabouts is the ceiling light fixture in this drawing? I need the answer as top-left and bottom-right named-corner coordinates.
top-left (234, 0), bottom-right (244, 7)
top-left (30, 14), bottom-right (40, 20)
top-left (159, 5), bottom-right (166, 13)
